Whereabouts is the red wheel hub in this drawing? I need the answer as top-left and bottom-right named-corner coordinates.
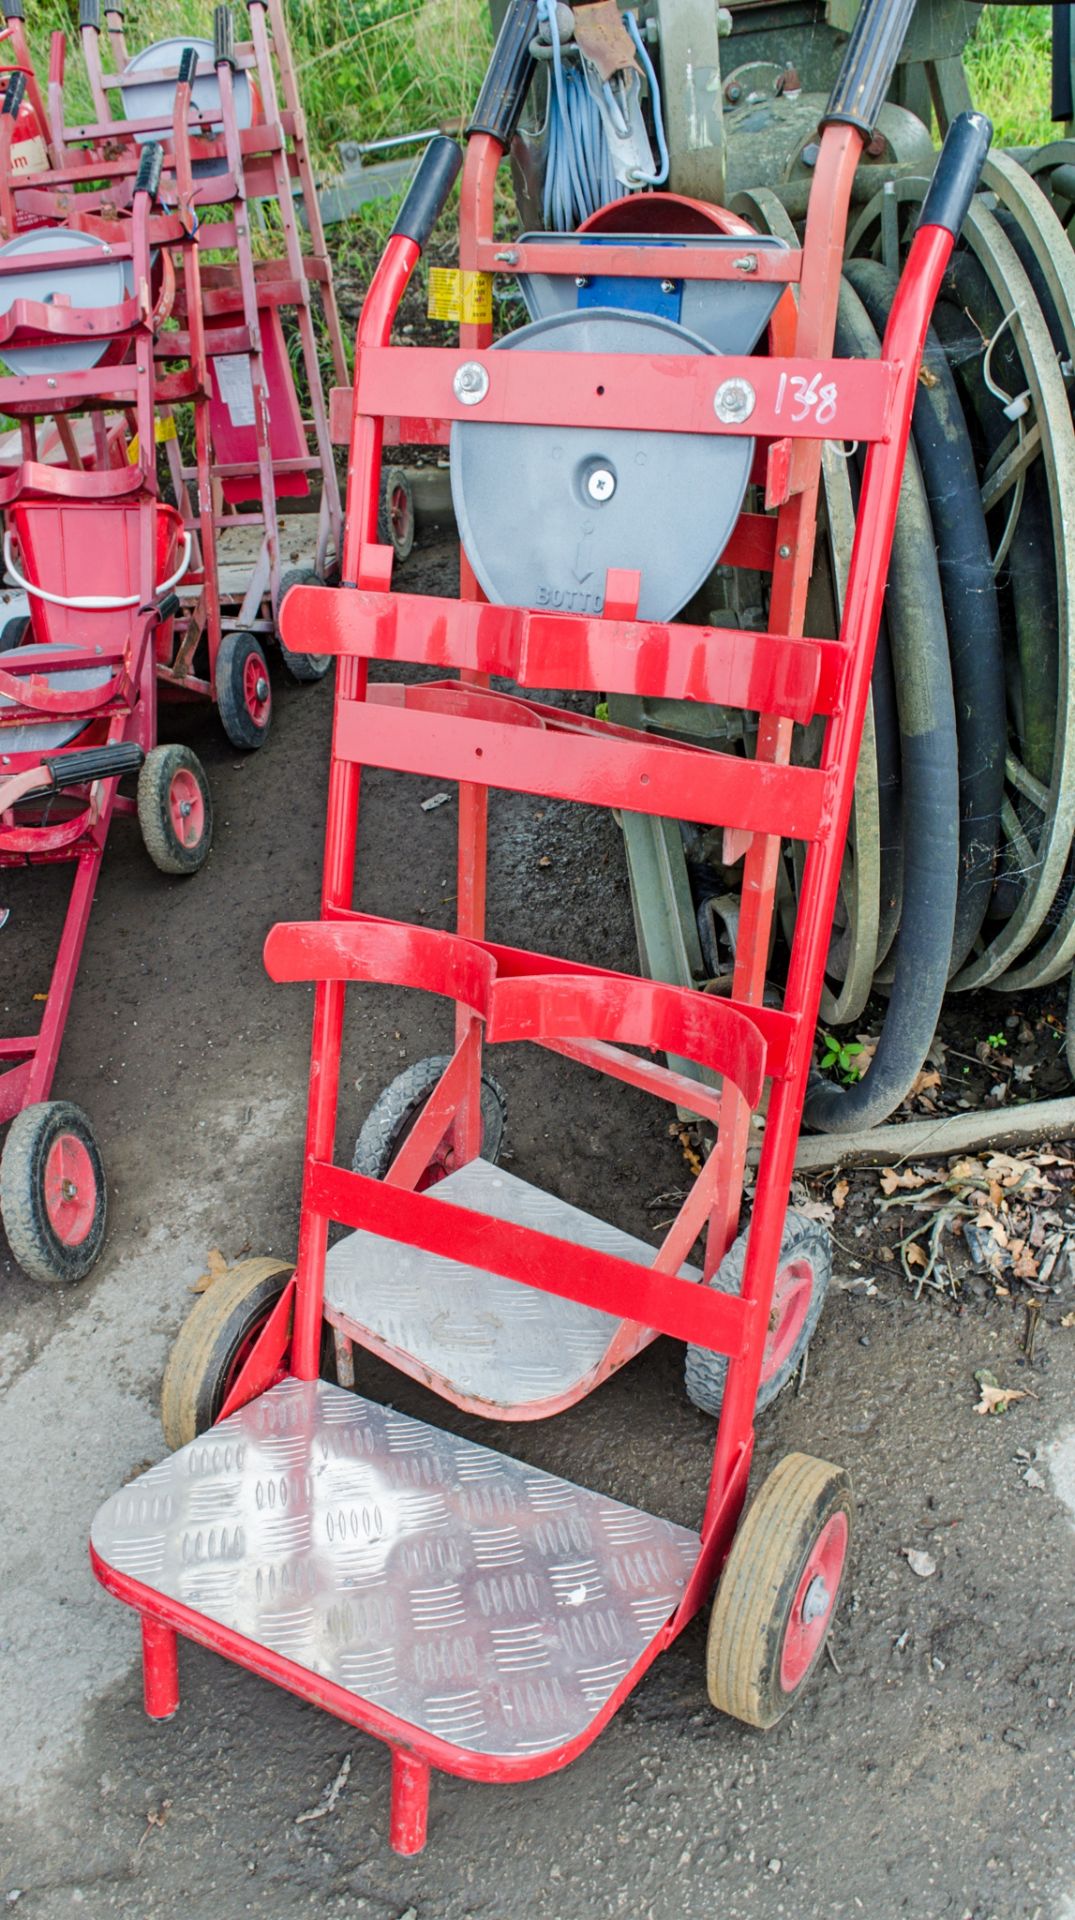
top-left (43, 1132), bottom-right (96, 1246)
top-left (761, 1255), bottom-right (814, 1384)
top-left (221, 1309), bottom-right (284, 1404)
top-left (780, 1509), bottom-right (849, 1691)
top-left (242, 651), bottom-right (271, 726)
top-left (390, 485), bottom-right (411, 542)
top-left (168, 767), bottom-right (205, 849)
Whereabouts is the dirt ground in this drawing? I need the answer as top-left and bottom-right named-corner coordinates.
top-left (1, 535), bottom-right (1074, 1920)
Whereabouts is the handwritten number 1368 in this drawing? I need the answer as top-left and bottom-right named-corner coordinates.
top-left (775, 371), bottom-right (838, 427)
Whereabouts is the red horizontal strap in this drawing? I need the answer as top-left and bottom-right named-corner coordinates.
top-left (0, 461), bottom-right (143, 506)
top-left (283, 586), bottom-right (845, 722)
top-left (307, 1161), bottom-right (754, 1358)
top-left (488, 974), bottom-right (765, 1108)
top-left (355, 347), bottom-right (897, 444)
top-left (264, 919), bottom-right (495, 1013)
top-left (323, 909), bottom-right (800, 1079)
top-left (335, 696), bottom-right (829, 839)
top-left (476, 238), bottom-right (802, 283)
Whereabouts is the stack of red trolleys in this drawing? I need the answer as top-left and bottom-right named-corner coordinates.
top-left (88, 0), bottom-right (994, 1860)
top-left (0, 0), bottom-right (344, 1284)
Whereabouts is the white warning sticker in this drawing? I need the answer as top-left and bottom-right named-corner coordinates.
top-left (214, 353), bottom-right (256, 428)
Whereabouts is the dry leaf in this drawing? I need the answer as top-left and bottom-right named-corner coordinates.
top-left (975, 1382), bottom-right (1028, 1416)
top-left (832, 1177), bottom-right (850, 1210)
top-left (1060, 1311), bottom-right (1075, 1328)
top-left (192, 1247), bottom-right (229, 1294)
top-left (798, 1198), bottom-right (835, 1225)
top-left (905, 1242), bottom-right (927, 1269)
top-left (880, 1167), bottom-right (928, 1196)
top-left (902, 1548), bottom-right (937, 1578)
top-left (910, 1068), bottom-right (942, 1097)
top-left (537, 855), bottom-right (552, 869)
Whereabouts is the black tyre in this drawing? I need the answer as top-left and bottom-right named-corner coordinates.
top-left (160, 1256), bottom-right (294, 1449)
top-left (353, 1054), bottom-right (507, 1186)
top-left (276, 565), bottom-right (331, 683)
top-left (215, 629), bottom-right (272, 750)
top-left (685, 1211), bottom-right (830, 1418)
top-left (0, 1100), bottom-right (107, 1285)
top-left (378, 464), bottom-right (415, 563)
top-left (0, 614), bottom-right (29, 651)
top-left (707, 1453), bottom-right (853, 1728)
top-left (137, 743), bottom-right (213, 875)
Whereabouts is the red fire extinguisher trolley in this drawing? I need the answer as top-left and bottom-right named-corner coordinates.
top-left (91, 0), bottom-right (991, 1859)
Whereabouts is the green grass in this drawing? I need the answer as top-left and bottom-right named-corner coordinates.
top-left (22, 0), bottom-right (492, 165)
top-left (965, 3), bottom-right (1054, 148)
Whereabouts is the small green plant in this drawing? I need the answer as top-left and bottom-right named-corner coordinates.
top-left (819, 1033), bottom-right (865, 1083)
top-left (986, 1032), bottom-right (1006, 1050)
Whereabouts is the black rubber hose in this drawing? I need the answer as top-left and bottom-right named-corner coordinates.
top-left (931, 254), bottom-right (1058, 790)
top-left (843, 257), bottom-right (1005, 973)
top-left (802, 280), bottom-right (959, 1132)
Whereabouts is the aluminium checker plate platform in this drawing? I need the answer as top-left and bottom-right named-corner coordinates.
top-left (323, 1158), bottom-right (700, 1412)
top-left (92, 1377), bottom-right (700, 1760)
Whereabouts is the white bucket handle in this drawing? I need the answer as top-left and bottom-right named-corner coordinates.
top-left (2, 528), bottom-right (192, 611)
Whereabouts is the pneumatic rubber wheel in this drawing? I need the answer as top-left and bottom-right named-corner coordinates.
top-left (160, 1257), bottom-right (296, 1449)
top-left (685, 1212), bottom-right (830, 1418)
top-left (277, 565), bottom-right (332, 683)
top-left (215, 629), bottom-right (272, 749)
top-left (707, 1453), bottom-right (853, 1729)
top-left (353, 1055), bottom-right (507, 1187)
top-left (137, 744), bottom-right (213, 875)
top-left (0, 1101), bottom-right (107, 1285)
top-left (0, 614), bottom-right (29, 651)
top-left (378, 465), bottom-right (415, 563)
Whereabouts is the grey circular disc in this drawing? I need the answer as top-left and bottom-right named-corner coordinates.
top-left (0, 645), bottom-right (109, 753)
top-left (450, 307), bottom-right (753, 622)
top-left (0, 228), bottom-right (133, 376)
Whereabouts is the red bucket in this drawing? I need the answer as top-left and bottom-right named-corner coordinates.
top-left (8, 499), bottom-right (184, 652)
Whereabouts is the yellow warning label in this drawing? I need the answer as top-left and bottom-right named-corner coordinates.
top-left (127, 415), bottom-right (178, 463)
top-left (427, 267), bottom-right (493, 326)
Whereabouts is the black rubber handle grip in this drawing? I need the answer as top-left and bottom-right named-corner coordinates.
top-left (917, 110), bottom-right (992, 238)
top-left (391, 135), bottom-right (463, 248)
top-left (134, 140), bottom-right (163, 201)
top-left (44, 742), bottom-right (144, 789)
top-left (2, 70), bottom-right (25, 117)
top-left (214, 5), bottom-right (235, 68)
top-left (157, 592), bottom-right (181, 621)
top-left (178, 44), bottom-right (198, 88)
top-left (1, 2), bottom-right (25, 22)
top-left (78, 0), bottom-right (100, 29)
top-left (822, 0), bottom-right (916, 135)
top-left (468, 0), bottom-right (536, 145)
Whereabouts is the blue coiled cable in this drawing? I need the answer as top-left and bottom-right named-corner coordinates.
top-left (537, 0), bottom-right (668, 231)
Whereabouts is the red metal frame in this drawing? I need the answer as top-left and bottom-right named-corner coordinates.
top-left (0, 150), bottom-right (180, 1137)
top-left (92, 99), bottom-right (964, 1849)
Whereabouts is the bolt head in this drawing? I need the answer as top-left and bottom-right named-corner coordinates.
top-left (713, 376), bottom-right (756, 426)
top-left (801, 1574), bottom-right (831, 1625)
top-left (586, 466), bottom-right (616, 503)
top-left (575, 275), bottom-right (589, 289)
top-left (453, 360), bottom-right (490, 406)
top-left (660, 278), bottom-right (677, 295)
